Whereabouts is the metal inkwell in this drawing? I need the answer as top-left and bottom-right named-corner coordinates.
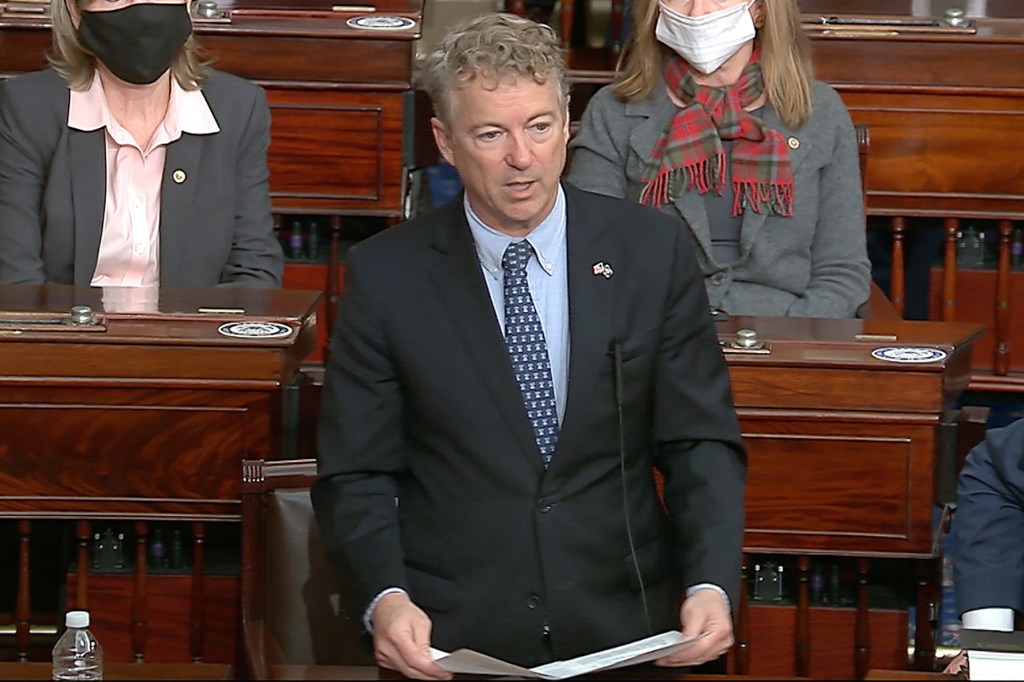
top-left (0, 305), bottom-right (106, 333)
top-left (720, 328), bottom-right (771, 354)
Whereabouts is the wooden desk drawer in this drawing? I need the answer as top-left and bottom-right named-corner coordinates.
top-left (741, 410), bottom-right (938, 557)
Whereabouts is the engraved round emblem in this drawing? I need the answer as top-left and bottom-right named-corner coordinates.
top-left (218, 321), bottom-right (293, 339)
top-left (346, 15), bottom-right (416, 30)
top-left (871, 346), bottom-right (948, 363)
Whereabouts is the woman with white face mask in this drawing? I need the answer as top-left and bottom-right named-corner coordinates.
top-left (0, 0), bottom-right (284, 288)
top-left (567, 0), bottom-right (870, 319)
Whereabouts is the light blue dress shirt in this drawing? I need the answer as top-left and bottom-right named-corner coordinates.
top-left (464, 186), bottom-right (569, 424)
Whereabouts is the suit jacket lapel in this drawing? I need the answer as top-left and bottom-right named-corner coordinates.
top-left (428, 200), bottom-right (543, 471)
top-left (160, 134), bottom-right (202, 286)
top-left (737, 107), bottom-right (809, 259)
top-left (68, 129), bottom-right (106, 285)
top-left (627, 92), bottom-right (715, 264)
top-left (554, 185), bottom-right (615, 466)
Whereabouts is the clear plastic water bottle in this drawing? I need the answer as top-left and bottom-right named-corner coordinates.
top-left (52, 611), bottom-right (103, 681)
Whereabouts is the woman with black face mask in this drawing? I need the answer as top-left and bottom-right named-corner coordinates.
top-left (0, 0), bottom-right (283, 288)
top-left (566, 0), bottom-right (870, 320)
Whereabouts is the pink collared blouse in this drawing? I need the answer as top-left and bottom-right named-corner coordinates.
top-left (68, 74), bottom-right (220, 287)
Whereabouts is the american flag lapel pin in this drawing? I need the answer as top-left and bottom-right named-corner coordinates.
top-left (592, 262), bottom-right (614, 279)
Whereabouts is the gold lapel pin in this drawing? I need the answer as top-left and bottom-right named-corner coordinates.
top-left (172, 169), bottom-right (187, 184)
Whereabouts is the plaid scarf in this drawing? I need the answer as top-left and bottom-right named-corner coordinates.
top-left (639, 43), bottom-right (794, 217)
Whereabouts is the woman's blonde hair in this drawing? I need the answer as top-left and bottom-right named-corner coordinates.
top-left (421, 12), bottom-right (569, 127)
top-left (614, 0), bottom-right (814, 128)
top-left (48, 0), bottom-right (207, 91)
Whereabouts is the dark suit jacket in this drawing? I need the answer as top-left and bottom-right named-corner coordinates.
top-left (0, 67), bottom-right (282, 287)
top-left (953, 418), bottom-right (1024, 617)
top-left (312, 183), bottom-right (746, 666)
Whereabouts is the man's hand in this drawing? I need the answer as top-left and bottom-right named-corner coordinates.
top-left (655, 588), bottom-right (734, 667)
top-left (942, 650), bottom-right (967, 675)
top-left (370, 592), bottom-right (452, 680)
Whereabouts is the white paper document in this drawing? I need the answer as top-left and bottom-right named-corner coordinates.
top-left (430, 630), bottom-right (696, 679)
top-left (967, 650), bottom-right (1024, 681)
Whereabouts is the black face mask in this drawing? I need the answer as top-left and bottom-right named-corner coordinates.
top-left (78, 3), bottom-right (192, 85)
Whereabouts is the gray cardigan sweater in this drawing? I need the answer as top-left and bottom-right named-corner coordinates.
top-left (567, 79), bottom-right (870, 318)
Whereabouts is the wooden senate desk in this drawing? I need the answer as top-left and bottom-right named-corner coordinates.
top-left (0, 284), bottom-right (318, 665)
top-left (715, 316), bottom-right (983, 679)
top-left (799, 0), bottom-right (1024, 220)
top-left (865, 672), bottom-right (955, 681)
top-left (0, 661), bottom-right (233, 680)
top-left (797, 1), bottom-right (1024, 383)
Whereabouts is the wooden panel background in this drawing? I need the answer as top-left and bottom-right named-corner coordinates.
top-left (740, 412), bottom-right (938, 556)
top-left (265, 91), bottom-right (406, 214)
top-left (65, 573), bottom-right (240, 665)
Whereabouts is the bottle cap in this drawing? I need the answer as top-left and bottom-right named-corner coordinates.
top-left (65, 611), bottom-right (90, 628)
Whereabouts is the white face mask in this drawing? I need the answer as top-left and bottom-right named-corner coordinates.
top-left (656, 0), bottom-right (756, 74)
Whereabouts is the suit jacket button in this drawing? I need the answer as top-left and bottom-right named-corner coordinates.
top-left (527, 594), bottom-right (541, 610)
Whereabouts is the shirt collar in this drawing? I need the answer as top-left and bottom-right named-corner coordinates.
top-left (68, 73), bottom-right (220, 140)
top-left (466, 184), bottom-right (567, 280)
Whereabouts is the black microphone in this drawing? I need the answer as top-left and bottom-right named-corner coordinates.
top-left (612, 336), bottom-right (625, 409)
top-left (612, 337), bottom-right (652, 634)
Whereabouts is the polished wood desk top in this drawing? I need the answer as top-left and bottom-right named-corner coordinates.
top-left (0, 284), bottom-right (319, 521)
top-left (717, 316), bottom-right (983, 413)
top-left (0, 662), bottom-right (232, 680)
top-left (719, 316), bottom-right (984, 367)
top-left (0, 283), bottom-right (320, 323)
top-left (865, 670), bottom-right (955, 680)
top-left (0, 283), bottom-right (320, 385)
top-left (801, 0), bottom-right (1023, 27)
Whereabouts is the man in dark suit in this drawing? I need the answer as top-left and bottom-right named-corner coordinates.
top-left (312, 12), bottom-right (745, 680)
top-left (940, 418), bottom-right (1024, 674)
top-left (953, 418), bottom-right (1024, 630)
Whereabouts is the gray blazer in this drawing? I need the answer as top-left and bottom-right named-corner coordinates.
top-left (0, 68), bottom-right (283, 288)
top-left (567, 80), bottom-right (870, 318)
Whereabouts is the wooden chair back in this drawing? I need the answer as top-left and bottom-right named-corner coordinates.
top-left (855, 124), bottom-right (901, 320)
top-left (240, 459), bottom-right (374, 680)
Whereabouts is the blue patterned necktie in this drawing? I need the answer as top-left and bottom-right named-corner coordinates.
top-left (502, 240), bottom-right (559, 468)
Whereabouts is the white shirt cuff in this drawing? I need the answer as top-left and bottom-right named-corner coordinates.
top-left (687, 583), bottom-right (731, 613)
top-left (962, 607), bottom-right (1014, 632)
top-left (362, 587), bottom-right (409, 633)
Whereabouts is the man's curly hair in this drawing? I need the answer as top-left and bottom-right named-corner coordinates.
top-left (422, 12), bottom-right (569, 125)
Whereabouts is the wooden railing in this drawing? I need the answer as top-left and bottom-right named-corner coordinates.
top-left (872, 217), bottom-right (1024, 389)
top-left (3, 519), bottom-right (235, 664)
